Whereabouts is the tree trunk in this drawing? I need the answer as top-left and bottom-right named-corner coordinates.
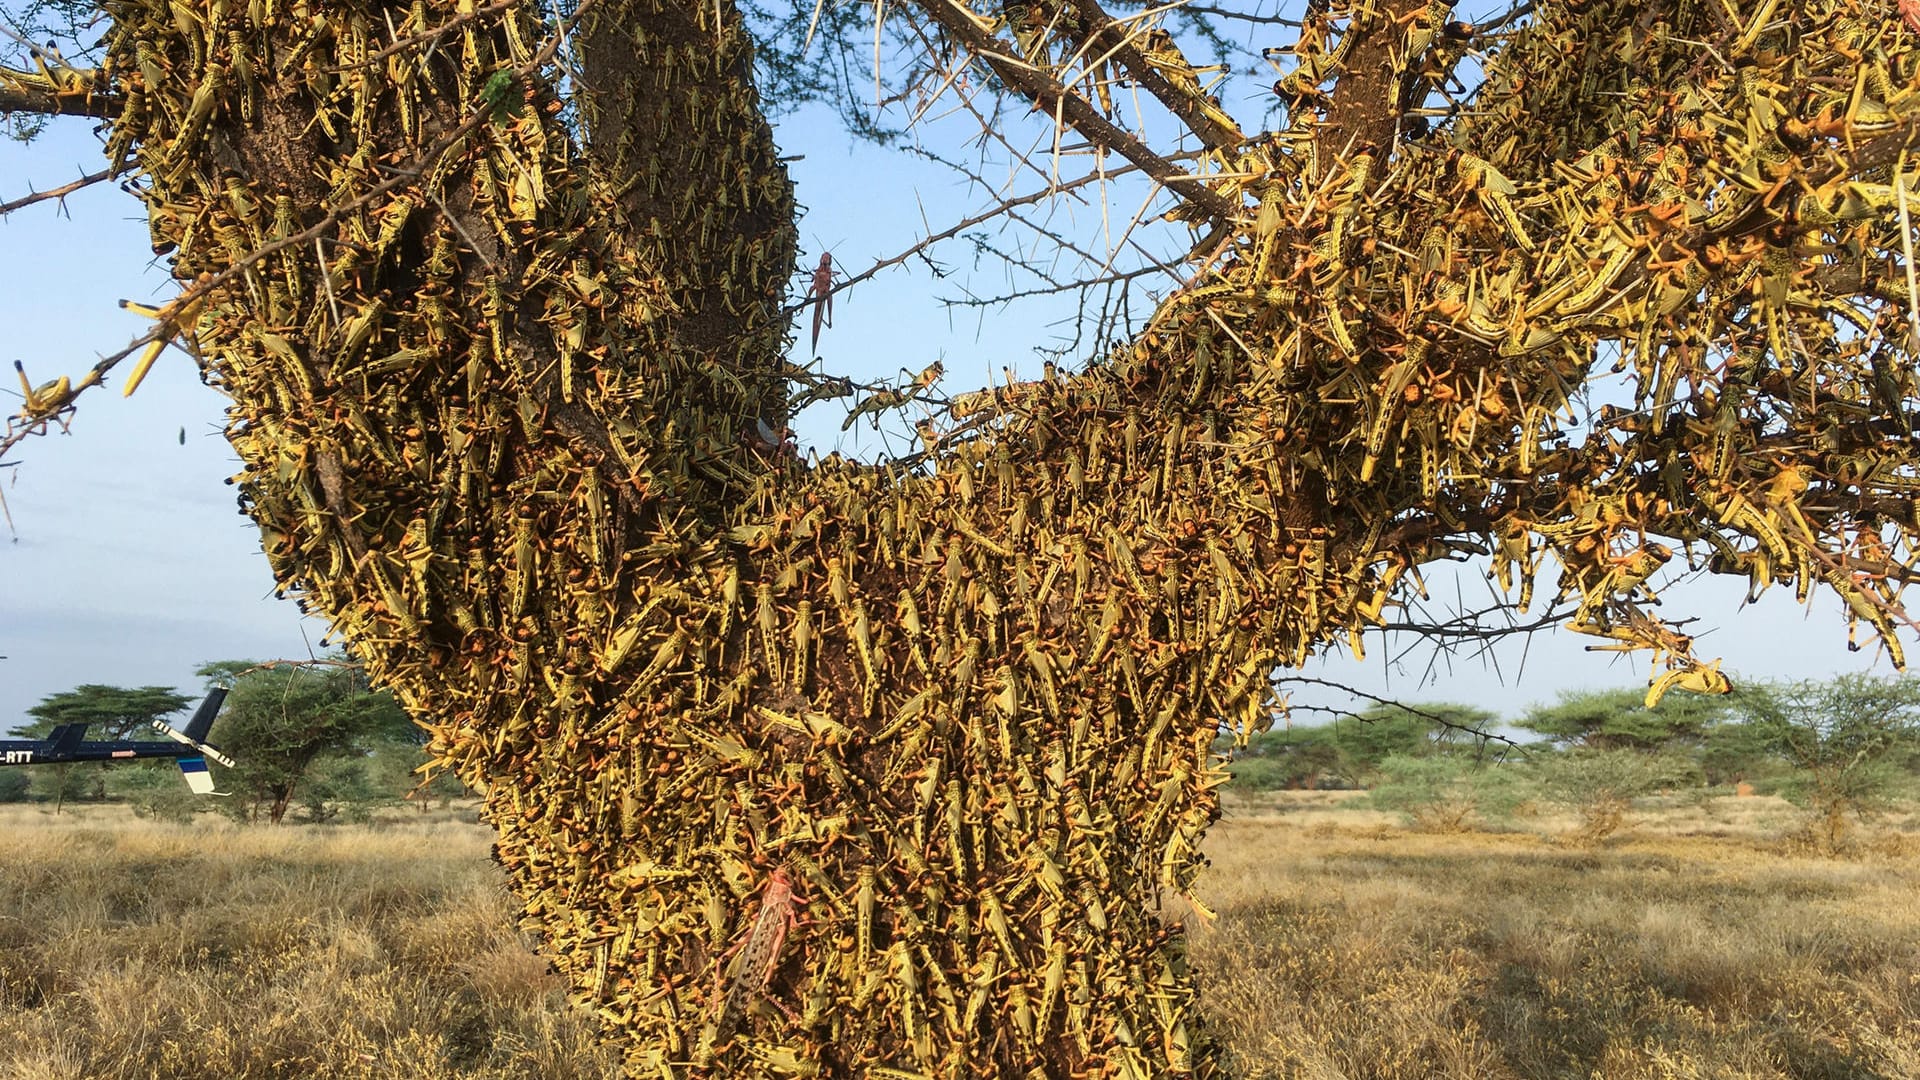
top-left (90, 1), bottom-right (1376, 1074)
top-left (267, 788), bottom-right (291, 825)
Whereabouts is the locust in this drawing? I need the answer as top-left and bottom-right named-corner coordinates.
top-left (808, 252), bottom-right (833, 350)
top-left (715, 866), bottom-right (803, 1038)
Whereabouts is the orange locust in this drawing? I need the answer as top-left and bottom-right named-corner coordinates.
top-left (809, 253), bottom-right (833, 350)
top-left (716, 866), bottom-right (803, 1036)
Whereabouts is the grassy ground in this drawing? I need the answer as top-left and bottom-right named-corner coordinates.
top-left (1191, 792), bottom-right (1920, 1080)
top-left (0, 796), bottom-right (1914, 1079)
top-left (0, 806), bottom-right (614, 1080)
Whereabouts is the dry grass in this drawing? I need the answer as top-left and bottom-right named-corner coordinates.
top-left (1, 796), bottom-right (1916, 1079)
top-left (0, 805), bottom-right (614, 1080)
top-left (1190, 793), bottom-right (1920, 1079)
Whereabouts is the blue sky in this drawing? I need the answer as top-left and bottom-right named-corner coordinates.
top-left (0, 11), bottom-right (1907, 734)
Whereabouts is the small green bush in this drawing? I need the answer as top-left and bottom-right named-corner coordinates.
top-left (1368, 754), bottom-right (1530, 832)
top-left (1532, 748), bottom-right (1688, 843)
top-left (299, 756), bottom-right (389, 825)
top-left (110, 764), bottom-right (202, 825)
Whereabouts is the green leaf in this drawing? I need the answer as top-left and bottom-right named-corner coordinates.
top-left (480, 70), bottom-right (523, 123)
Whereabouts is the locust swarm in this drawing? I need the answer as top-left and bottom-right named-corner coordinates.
top-left (11, 0), bottom-right (1920, 1076)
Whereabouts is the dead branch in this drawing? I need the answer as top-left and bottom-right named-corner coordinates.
top-left (1059, 0), bottom-right (1242, 151)
top-left (916, 0), bottom-right (1240, 220)
top-left (0, 167), bottom-right (110, 217)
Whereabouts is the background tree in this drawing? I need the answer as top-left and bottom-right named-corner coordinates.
top-left (109, 762), bottom-right (204, 823)
top-left (15, 685), bottom-right (194, 741)
top-left (1369, 752), bottom-right (1531, 833)
top-left (1519, 687), bottom-right (1729, 754)
top-left (294, 753), bottom-right (386, 824)
top-left (1223, 701), bottom-right (1501, 790)
top-left (1324, 703), bottom-right (1500, 787)
top-left (1532, 747), bottom-right (1688, 844)
top-left (7, 0), bottom-right (1920, 1075)
top-left (197, 661), bottom-right (413, 824)
top-left (1697, 713), bottom-right (1790, 790)
top-left (1728, 675), bottom-right (1920, 849)
top-left (1223, 726), bottom-right (1344, 791)
top-left (364, 730), bottom-right (472, 811)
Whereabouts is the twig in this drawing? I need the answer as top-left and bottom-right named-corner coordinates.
top-left (917, 0), bottom-right (1239, 220)
top-left (790, 150), bottom-right (1202, 317)
top-left (1376, 605), bottom-right (1573, 639)
top-left (1896, 151), bottom-right (1919, 354)
top-left (1174, 4), bottom-right (1303, 25)
top-left (1271, 675), bottom-right (1528, 748)
top-left (1476, 1), bottom-right (1537, 34)
top-left (941, 264), bottom-right (1160, 307)
top-left (0, 167), bottom-right (109, 217)
top-left (220, 656), bottom-right (365, 681)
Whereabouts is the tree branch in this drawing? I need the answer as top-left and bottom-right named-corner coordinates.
top-left (916, 0), bottom-right (1239, 221)
top-left (1058, 0), bottom-right (1243, 152)
top-left (0, 4), bottom-right (598, 464)
top-left (788, 155), bottom-right (1184, 316)
top-left (1316, 0), bottom-right (1426, 159)
top-left (1272, 675), bottom-right (1529, 749)
top-left (1174, 4), bottom-right (1302, 25)
top-left (0, 80), bottom-right (119, 118)
top-left (0, 167), bottom-right (110, 217)
top-left (942, 264), bottom-right (1160, 306)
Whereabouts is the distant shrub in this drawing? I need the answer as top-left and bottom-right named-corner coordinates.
top-left (1533, 748), bottom-right (1687, 844)
top-left (1368, 754), bottom-right (1530, 832)
top-left (31, 761), bottom-right (108, 809)
top-left (299, 756), bottom-right (388, 825)
top-left (1223, 728), bottom-right (1346, 790)
top-left (1729, 675), bottom-right (1920, 853)
top-left (111, 765), bottom-right (203, 825)
top-left (0, 770), bottom-right (29, 803)
top-left (366, 738), bottom-right (471, 809)
top-left (1225, 705), bottom-right (1502, 792)
top-left (1324, 704), bottom-right (1501, 787)
top-left (1226, 754), bottom-right (1314, 792)
top-left (1519, 686), bottom-right (1729, 752)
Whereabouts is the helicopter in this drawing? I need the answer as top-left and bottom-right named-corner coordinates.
top-left (1, 688), bottom-right (234, 794)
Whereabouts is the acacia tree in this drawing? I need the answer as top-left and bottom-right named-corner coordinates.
top-left (197, 659), bottom-right (414, 823)
top-left (6, 0), bottom-right (1920, 1075)
top-left (1519, 686), bottom-right (1730, 752)
top-left (16, 684), bottom-right (195, 741)
top-left (1731, 674), bottom-right (1920, 848)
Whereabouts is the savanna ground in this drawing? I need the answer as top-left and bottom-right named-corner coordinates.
top-left (0, 795), bottom-right (1914, 1079)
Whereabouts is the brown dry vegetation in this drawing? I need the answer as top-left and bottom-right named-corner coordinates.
top-left (0, 807), bottom-right (614, 1080)
top-left (0, 795), bottom-right (1916, 1079)
top-left (1192, 793), bottom-right (1920, 1080)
